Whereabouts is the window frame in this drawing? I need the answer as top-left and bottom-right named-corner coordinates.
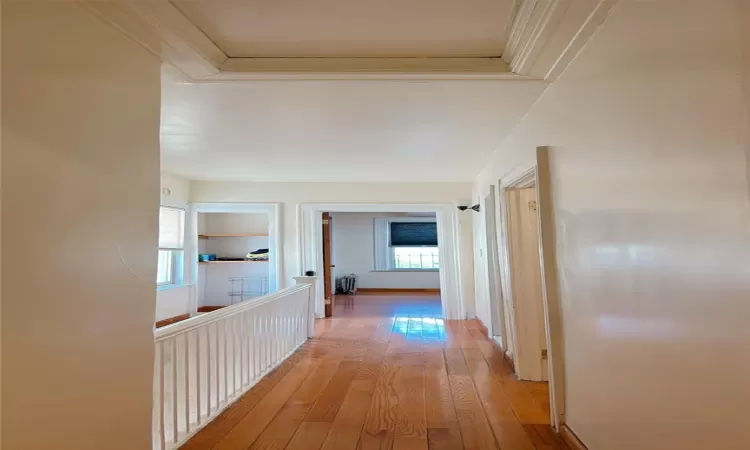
top-left (157, 206), bottom-right (186, 288)
top-left (373, 217), bottom-right (439, 272)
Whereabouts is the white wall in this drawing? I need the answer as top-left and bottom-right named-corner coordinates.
top-left (201, 212), bottom-right (269, 235)
top-left (473, 1), bottom-right (750, 448)
top-left (330, 213), bottom-right (440, 289)
top-left (157, 173), bottom-right (193, 321)
top-left (190, 182), bottom-right (476, 316)
top-left (2, 3), bottom-right (161, 449)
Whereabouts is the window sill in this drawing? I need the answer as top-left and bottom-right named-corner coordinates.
top-left (371, 269), bottom-right (439, 273)
top-left (157, 284), bottom-right (188, 292)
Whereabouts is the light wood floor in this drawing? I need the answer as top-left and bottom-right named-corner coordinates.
top-left (182, 295), bottom-right (568, 450)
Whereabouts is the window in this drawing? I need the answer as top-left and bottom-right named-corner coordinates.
top-left (393, 247), bottom-right (440, 269)
top-left (374, 219), bottom-right (439, 271)
top-left (158, 206), bottom-right (185, 286)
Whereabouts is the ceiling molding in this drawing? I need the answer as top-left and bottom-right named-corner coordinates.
top-left (82, 0), bottom-right (616, 82)
top-left (502, 0), bottom-right (617, 80)
top-left (80, 0), bottom-right (227, 79)
top-left (215, 57), bottom-right (524, 81)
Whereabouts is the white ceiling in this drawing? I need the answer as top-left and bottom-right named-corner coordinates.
top-left (160, 76), bottom-right (548, 182)
top-left (170, 0), bottom-right (518, 58)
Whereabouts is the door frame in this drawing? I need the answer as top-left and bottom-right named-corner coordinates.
top-left (321, 212), bottom-right (333, 317)
top-left (482, 186), bottom-right (506, 340)
top-left (297, 203), bottom-right (466, 320)
top-left (496, 147), bottom-right (565, 430)
top-left (188, 203), bottom-right (282, 314)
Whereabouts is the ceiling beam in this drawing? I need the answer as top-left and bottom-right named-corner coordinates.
top-left (82, 0), bottom-right (617, 82)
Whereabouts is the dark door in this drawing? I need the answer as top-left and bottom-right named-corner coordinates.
top-left (322, 212), bottom-right (334, 317)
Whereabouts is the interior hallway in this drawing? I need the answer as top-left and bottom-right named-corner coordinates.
top-left (182, 294), bottom-right (567, 449)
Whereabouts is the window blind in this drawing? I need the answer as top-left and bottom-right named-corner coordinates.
top-left (158, 206), bottom-right (185, 250)
top-left (390, 222), bottom-right (437, 247)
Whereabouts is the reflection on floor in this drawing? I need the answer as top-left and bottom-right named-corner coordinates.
top-left (182, 294), bottom-right (567, 450)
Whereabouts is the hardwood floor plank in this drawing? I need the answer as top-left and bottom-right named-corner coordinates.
top-left (523, 424), bottom-right (571, 450)
top-left (484, 411), bottom-right (536, 450)
top-left (394, 364), bottom-right (426, 440)
top-left (179, 350), bottom-right (309, 450)
top-left (183, 295), bottom-right (555, 450)
top-left (248, 358), bottom-right (342, 449)
top-left (358, 430), bottom-right (395, 450)
top-left (444, 348), bottom-right (469, 376)
top-left (500, 378), bottom-right (549, 425)
top-left (306, 360), bottom-right (360, 422)
top-left (423, 350), bottom-right (463, 450)
top-left (320, 379), bottom-right (376, 450)
top-left (212, 358), bottom-right (321, 450)
top-left (449, 375), bottom-right (499, 450)
top-left (462, 348), bottom-right (496, 403)
top-left (393, 437), bottom-right (428, 450)
top-left (360, 355), bottom-right (399, 450)
top-left (423, 350), bottom-right (459, 429)
top-left (285, 422), bottom-right (332, 450)
top-left (426, 428), bottom-right (464, 450)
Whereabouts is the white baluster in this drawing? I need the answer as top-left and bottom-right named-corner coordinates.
top-left (232, 315), bottom-right (238, 394)
top-left (206, 325), bottom-right (212, 414)
top-left (152, 284), bottom-right (322, 449)
top-left (264, 311), bottom-right (270, 370)
top-left (159, 341), bottom-right (166, 450)
top-left (196, 329), bottom-right (202, 424)
top-left (223, 318), bottom-right (229, 403)
top-left (172, 338), bottom-right (179, 443)
top-left (214, 321), bottom-right (220, 408)
top-left (184, 333), bottom-right (190, 434)
top-left (239, 312), bottom-right (246, 388)
top-left (273, 309), bottom-right (279, 363)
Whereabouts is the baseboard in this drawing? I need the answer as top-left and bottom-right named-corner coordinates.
top-left (197, 306), bottom-right (225, 313)
top-left (504, 350), bottom-right (516, 373)
top-left (155, 313), bottom-right (190, 328)
top-left (560, 424), bottom-right (588, 450)
top-left (487, 334), bottom-right (516, 373)
top-left (475, 318), bottom-right (490, 337)
top-left (356, 288), bottom-right (440, 294)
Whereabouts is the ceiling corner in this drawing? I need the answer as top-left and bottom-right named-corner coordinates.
top-left (503, 0), bottom-right (618, 81)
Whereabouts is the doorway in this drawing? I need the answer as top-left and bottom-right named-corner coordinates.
top-left (506, 184), bottom-right (547, 381)
top-left (298, 204), bottom-right (465, 320)
top-left (322, 212), bottom-right (334, 317)
top-left (496, 147), bottom-right (565, 430)
top-left (189, 203), bottom-right (281, 314)
top-left (320, 211), bottom-right (442, 318)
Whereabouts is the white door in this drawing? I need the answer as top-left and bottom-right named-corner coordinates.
top-left (507, 187), bottom-right (548, 381)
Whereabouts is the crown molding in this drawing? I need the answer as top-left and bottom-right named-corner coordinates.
top-left (80, 0), bottom-right (227, 79)
top-left (213, 57), bottom-right (523, 81)
top-left (503, 0), bottom-right (617, 80)
top-left (82, 0), bottom-right (616, 82)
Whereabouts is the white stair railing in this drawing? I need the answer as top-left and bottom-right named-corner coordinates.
top-left (152, 277), bottom-right (317, 450)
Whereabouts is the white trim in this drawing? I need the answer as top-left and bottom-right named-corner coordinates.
top-left (373, 218), bottom-right (390, 271)
top-left (482, 186), bottom-right (506, 340)
top-left (502, 0), bottom-right (618, 80)
top-left (495, 148), bottom-right (565, 430)
top-left (80, 0), bottom-right (227, 79)
top-left (189, 203), bottom-right (282, 314)
top-left (297, 203), bottom-right (465, 320)
top-left (81, 0), bottom-right (614, 82)
top-left (544, 0), bottom-right (618, 80)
